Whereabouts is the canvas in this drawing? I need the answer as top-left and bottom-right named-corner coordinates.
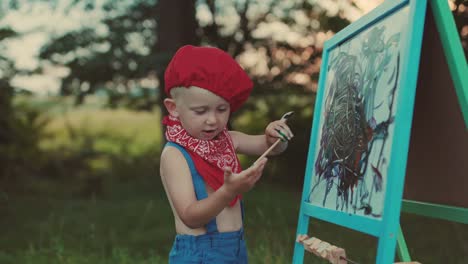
top-left (308, 6), bottom-right (410, 219)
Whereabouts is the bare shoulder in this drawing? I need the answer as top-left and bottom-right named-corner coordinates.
top-left (160, 145), bottom-right (189, 177)
top-left (160, 145), bottom-right (181, 169)
top-left (160, 144), bottom-right (184, 164)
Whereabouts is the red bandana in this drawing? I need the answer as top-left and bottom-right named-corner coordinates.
top-left (163, 115), bottom-right (242, 206)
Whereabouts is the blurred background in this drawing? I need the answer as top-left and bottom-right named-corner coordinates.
top-left (0, 0), bottom-right (467, 263)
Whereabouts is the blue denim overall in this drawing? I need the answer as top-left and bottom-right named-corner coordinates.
top-left (166, 142), bottom-right (248, 264)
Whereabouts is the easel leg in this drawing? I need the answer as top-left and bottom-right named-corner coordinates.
top-left (397, 225), bottom-right (412, 262)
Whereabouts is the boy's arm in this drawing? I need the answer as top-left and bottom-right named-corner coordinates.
top-left (160, 146), bottom-right (267, 229)
top-left (229, 119), bottom-right (293, 156)
top-left (229, 131), bottom-right (270, 156)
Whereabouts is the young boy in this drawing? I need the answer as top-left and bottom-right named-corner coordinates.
top-left (160, 45), bottom-right (293, 263)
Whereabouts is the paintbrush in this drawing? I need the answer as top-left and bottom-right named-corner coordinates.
top-left (254, 111), bottom-right (294, 164)
top-left (340, 256), bottom-right (361, 264)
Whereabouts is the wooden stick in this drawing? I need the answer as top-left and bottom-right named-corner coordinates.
top-left (254, 138), bottom-right (282, 164)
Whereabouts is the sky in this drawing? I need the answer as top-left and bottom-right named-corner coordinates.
top-left (0, 0), bottom-right (383, 95)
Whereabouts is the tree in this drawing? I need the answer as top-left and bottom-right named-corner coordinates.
top-left (34, 0), bottom-right (354, 184)
top-left (33, 1), bottom-right (356, 108)
top-left (451, 0), bottom-right (468, 59)
top-left (156, 0), bottom-right (199, 117)
top-left (0, 26), bottom-right (48, 185)
top-left (0, 27), bottom-right (19, 174)
top-left (39, 1), bottom-right (161, 109)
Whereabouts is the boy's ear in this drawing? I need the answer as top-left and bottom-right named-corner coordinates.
top-left (163, 98), bottom-right (179, 117)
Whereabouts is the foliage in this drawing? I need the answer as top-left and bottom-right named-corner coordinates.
top-left (1, 98), bottom-right (161, 196)
top-left (33, 0), bottom-right (354, 110)
top-left (451, 0), bottom-right (468, 59)
top-left (0, 98), bottom-right (51, 190)
top-left (41, 105), bottom-right (161, 195)
top-left (38, 0), bottom-right (159, 108)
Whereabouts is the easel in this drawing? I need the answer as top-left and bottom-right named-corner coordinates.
top-left (397, 0), bottom-right (468, 261)
top-left (293, 0), bottom-right (467, 263)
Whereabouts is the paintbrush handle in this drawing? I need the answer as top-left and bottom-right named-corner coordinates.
top-left (254, 138), bottom-right (282, 164)
top-left (340, 256), bottom-right (360, 264)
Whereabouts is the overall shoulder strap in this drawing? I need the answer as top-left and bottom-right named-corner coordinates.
top-left (164, 142), bottom-right (218, 233)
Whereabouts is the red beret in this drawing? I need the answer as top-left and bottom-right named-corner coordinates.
top-left (164, 45), bottom-right (253, 112)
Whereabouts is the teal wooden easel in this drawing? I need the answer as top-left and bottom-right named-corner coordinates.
top-left (293, 1), bottom-right (428, 263)
top-left (396, 0), bottom-right (468, 261)
top-left (293, 0), bottom-right (467, 263)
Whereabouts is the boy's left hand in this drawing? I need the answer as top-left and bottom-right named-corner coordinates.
top-left (265, 119), bottom-right (294, 145)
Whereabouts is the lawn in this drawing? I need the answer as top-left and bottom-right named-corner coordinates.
top-left (2, 176), bottom-right (467, 263)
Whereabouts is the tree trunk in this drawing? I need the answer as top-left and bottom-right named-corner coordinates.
top-left (156, 0), bottom-right (199, 53)
top-left (155, 0), bottom-right (199, 143)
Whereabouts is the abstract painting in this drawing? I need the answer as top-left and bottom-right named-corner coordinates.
top-left (308, 7), bottom-right (410, 219)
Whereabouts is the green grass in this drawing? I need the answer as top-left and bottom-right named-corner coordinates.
top-left (0, 177), bottom-right (172, 264)
top-left (2, 178), bottom-right (467, 264)
top-left (40, 107), bottom-right (162, 157)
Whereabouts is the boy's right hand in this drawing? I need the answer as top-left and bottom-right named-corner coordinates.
top-left (223, 157), bottom-right (268, 195)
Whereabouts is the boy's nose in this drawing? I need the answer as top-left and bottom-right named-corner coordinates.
top-left (206, 113), bottom-right (217, 124)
